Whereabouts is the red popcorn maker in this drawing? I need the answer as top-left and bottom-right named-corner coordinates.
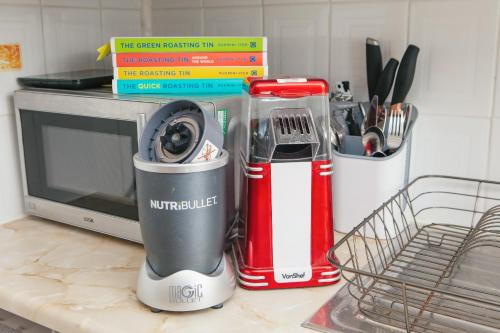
top-left (234, 77), bottom-right (339, 290)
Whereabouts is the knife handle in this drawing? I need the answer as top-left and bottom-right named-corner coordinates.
top-left (391, 44), bottom-right (420, 106)
top-left (366, 38), bottom-right (383, 100)
top-left (374, 58), bottom-right (399, 106)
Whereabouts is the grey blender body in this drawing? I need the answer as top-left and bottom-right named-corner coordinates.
top-left (135, 159), bottom-right (226, 277)
top-left (134, 100), bottom-right (235, 312)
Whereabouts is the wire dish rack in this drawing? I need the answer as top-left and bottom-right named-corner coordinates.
top-left (328, 175), bottom-right (500, 333)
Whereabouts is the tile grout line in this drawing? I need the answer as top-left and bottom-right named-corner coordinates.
top-left (201, 0), bottom-right (205, 36)
top-left (410, 113), bottom-right (496, 120)
top-left (406, 0), bottom-right (411, 45)
top-left (260, 0), bottom-right (405, 6)
top-left (38, 0), bottom-right (48, 74)
top-left (0, 114), bottom-right (14, 120)
top-left (202, 4), bottom-right (266, 9)
top-left (260, 0), bottom-right (264, 36)
top-left (407, 0), bottom-right (415, 178)
top-left (484, 0), bottom-right (500, 178)
top-left (261, 0), bottom-right (268, 73)
top-left (328, 1), bottom-right (332, 85)
top-left (99, 0), bottom-right (106, 69)
top-left (99, 0), bottom-right (104, 44)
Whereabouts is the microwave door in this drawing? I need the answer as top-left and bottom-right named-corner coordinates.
top-left (19, 110), bottom-right (139, 220)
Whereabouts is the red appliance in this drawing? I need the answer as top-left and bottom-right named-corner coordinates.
top-left (234, 77), bottom-right (339, 290)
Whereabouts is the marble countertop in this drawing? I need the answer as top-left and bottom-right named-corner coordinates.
top-left (0, 216), bottom-right (352, 333)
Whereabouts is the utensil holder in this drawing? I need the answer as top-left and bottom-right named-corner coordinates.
top-left (332, 105), bottom-right (417, 236)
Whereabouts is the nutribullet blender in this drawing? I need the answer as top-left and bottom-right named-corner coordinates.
top-left (134, 100), bottom-right (235, 312)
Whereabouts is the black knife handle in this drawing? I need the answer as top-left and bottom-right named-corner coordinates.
top-left (366, 38), bottom-right (383, 100)
top-left (391, 44), bottom-right (420, 105)
top-left (374, 58), bottom-right (399, 105)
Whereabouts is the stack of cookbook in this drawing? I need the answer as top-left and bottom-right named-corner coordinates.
top-left (111, 36), bottom-right (268, 94)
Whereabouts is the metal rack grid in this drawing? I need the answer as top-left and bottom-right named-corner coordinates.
top-left (329, 175), bottom-right (500, 333)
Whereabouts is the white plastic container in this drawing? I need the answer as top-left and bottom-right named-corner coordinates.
top-left (332, 107), bottom-right (417, 236)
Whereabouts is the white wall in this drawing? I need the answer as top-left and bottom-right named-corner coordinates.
top-left (1, 0), bottom-right (500, 223)
top-left (151, 0), bottom-right (500, 183)
top-left (0, 0), bottom-right (141, 223)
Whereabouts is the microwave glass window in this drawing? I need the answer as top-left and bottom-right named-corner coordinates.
top-left (20, 110), bottom-right (139, 220)
top-left (42, 125), bottom-right (135, 203)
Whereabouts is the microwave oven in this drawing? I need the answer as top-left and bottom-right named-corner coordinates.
top-left (13, 88), bottom-right (241, 242)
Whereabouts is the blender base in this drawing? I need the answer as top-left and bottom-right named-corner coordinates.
top-left (136, 253), bottom-right (236, 312)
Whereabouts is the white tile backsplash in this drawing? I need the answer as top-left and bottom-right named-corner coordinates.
top-left (152, 0), bottom-right (202, 9)
top-left (1, 0), bottom-right (500, 225)
top-left (101, 9), bottom-right (141, 40)
top-left (0, 5), bottom-right (45, 116)
top-left (101, 9), bottom-right (141, 68)
top-left (494, 37), bottom-right (500, 119)
top-left (204, 6), bottom-right (263, 36)
top-left (408, 0), bottom-right (499, 118)
top-left (41, 0), bottom-right (100, 8)
top-left (0, 115), bottom-right (24, 223)
top-left (100, 0), bottom-right (141, 9)
top-left (330, 0), bottom-right (404, 2)
top-left (264, 3), bottom-right (329, 79)
top-left (42, 7), bottom-right (103, 72)
top-left (0, 0), bottom-right (39, 4)
top-left (330, 1), bottom-right (409, 101)
top-left (152, 8), bottom-right (202, 36)
top-left (204, 0), bottom-right (261, 7)
top-left (488, 118), bottom-right (500, 180)
top-left (264, 0), bottom-right (328, 4)
top-left (410, 114), bottom-right (490, 179)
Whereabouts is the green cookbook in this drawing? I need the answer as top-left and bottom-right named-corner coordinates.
top-left (111, 37), bottom-right (267, 53)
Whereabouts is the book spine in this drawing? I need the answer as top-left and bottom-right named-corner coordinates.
top-left (113, 52), bottom-right (267, 67)
top-left (111, 36), bottom-right (267, 53)
top-left (114, 66), bottom-right (268, 79)
top-left (112, 79), bottom-right (243, 94)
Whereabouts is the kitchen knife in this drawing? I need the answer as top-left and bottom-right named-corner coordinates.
top-left (374, 58), bottom-right (399, 130)
top-left (366, 38), bottom-right (383, 101)
top-left (362, 95), bottom-right (378, 134)
top-left (391, 44), bottom-right (420, 112)
top-left (374, 58), bottom-right (399, 106)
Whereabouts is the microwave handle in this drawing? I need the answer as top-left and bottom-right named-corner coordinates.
top-left (136, 113), bottom-right (146, 137)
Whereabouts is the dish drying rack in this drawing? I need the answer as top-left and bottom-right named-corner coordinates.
top-left (329, 175), bottom-right (500, 333)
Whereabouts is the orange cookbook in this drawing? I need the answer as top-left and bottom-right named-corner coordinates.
top-left (113, 52), bottom-right (266, 67)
